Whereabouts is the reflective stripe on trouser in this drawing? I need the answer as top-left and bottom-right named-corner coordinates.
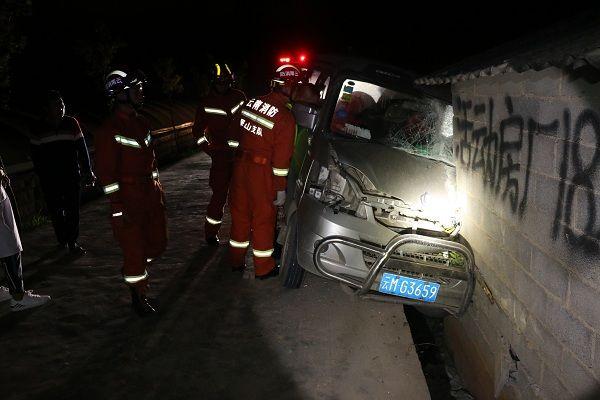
top-left (229, 161), bottom-right (277, 275)
top-left (206, 216), bottom-right (221, 225)
top-left (110, 185), bottom-right (168, 289)
top-left (205, 152), bottom-right (233, 239)
top-left (124, 270), bottom-right (148, 284)
top-left (253, 248), bottom-right (274, 257)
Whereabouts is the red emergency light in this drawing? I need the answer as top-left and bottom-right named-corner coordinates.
top-left (278, 52), bottom-right (309, 65)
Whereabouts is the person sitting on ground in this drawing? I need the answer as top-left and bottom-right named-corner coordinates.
top-left (0, 161), bottom-right (51, 311)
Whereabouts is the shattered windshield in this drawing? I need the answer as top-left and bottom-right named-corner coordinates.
top-left (329, 79), bottom-right (454, 164)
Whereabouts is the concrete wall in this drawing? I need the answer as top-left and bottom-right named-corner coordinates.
top-left (447, 67), bottom-right (600, 399)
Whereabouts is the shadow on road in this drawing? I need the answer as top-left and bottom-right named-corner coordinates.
top-left (24, 246), bottom-right (304, 400)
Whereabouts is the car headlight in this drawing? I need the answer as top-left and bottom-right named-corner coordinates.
top-left (420, 191), bottom-right (463, 233)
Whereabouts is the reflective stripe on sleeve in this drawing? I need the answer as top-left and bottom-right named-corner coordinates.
top-left (240, 110), bottom-right (274, 129)
top-left (114, 135), bottom-right (141, 148)
top-left (112, 211), bottom-right (123, 217)
top-left (152, 170), bottom-right (159, 179)
top-left (206, 216), bottom-right (222, 225)
top-left (144, 133), bottom-right (152, 146)
top-left (253, 248), bottom-right (274, 258)
top-left (230, 101), bottom-right (244, 115)
top-left (272, 167), bottom-right (289, 177)
top-left (229, 239), bottom-right (250, 248)
top-left (204, 107), bottom-right (227, 116)
top-left (197, 136), bottom-right (208, 145)
top-left (227, 140), bottom-right (239, 148)
top-left (124, 270), bottom-right (148, 284)
top-left (103, 182), bottom-right (120, 194)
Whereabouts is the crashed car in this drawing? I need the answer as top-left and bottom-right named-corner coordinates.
top-left (279, 56), bottom-right (474, 316)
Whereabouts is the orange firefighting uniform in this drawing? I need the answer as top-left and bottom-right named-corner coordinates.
top-left (227, 91), bottom-right (296, 276)
top-left (94, 109), bottom-right (168, 290)
top-left (193, 89), bottom-right (246, 240)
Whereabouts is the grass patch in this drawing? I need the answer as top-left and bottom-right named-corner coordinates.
top-left (21, 213), bottom-right (51, 232)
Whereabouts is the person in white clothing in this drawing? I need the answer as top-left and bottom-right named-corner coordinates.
top-left (0, 159), bottom-right (50, 311)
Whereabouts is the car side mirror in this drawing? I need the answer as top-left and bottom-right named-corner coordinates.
top-left (292, 103), bottom-right (319, 131)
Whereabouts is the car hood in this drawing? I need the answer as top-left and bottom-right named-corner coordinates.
top-left (331, 140), bottom-right (456, 207)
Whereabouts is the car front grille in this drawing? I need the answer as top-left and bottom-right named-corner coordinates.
top-left (362, 249), bottom-right (463, 285)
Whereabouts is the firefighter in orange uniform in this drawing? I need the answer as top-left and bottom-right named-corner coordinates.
top-left (227, 64), bottom-right (300, 279)
top-left (94, 69), bottom-right (167, 316)
top-left (193, 63), bottom-right (246, 245)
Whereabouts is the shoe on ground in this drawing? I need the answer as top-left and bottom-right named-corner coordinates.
top-left (10, 291), bottom-right (51, 312)
top-left (0, 286), bottom-right (12, 302)
top-left (206, 236), bottom-right (219, 246)
top-left (255, 266), bottom-right (280, 280)
top-left (130, 288), bottom-right (158, 317)
top-left (68, 242), bottom-right (86, 255)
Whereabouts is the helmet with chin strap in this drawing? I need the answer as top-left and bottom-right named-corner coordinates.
top-left (104, 69), bottom-right (147, 98)
top-left (210, 63), bottom-right (235, 88)
top-left (271, 64), bottom-right (301, 88)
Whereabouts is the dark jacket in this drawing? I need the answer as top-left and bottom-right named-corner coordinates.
top-left (29, 115), bottom-right (93, 185)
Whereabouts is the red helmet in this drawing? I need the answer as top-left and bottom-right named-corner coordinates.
top-left (271, 64), bottom-right (301, 87)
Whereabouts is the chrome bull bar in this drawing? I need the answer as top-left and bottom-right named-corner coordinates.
top-left (313, 234), bottom-right (475, 315)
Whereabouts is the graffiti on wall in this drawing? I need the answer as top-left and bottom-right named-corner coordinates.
top-left (454, 95), bottom-right (600, 253)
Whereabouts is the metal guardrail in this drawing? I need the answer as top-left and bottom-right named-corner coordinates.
top-left (4, 121), bottom-right (195, 224)
top-left (5, 121), bottom-right (195, 175)
top-left (151, 121), bottom-right (194, 136)
top-left (313, 233), bottom-right (474, 315)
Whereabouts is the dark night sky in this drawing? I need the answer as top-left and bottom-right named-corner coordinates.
top-left (8, 0), bottom-right (599, 110)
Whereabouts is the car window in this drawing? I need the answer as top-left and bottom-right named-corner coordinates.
top-left (329, 79), bottom-right (454, 164)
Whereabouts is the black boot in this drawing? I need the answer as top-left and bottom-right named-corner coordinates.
top-left (129, 287), bottom-right (158, 316)
top-left (206, 236), bottom-right (219, 246)
top-left (255, 265), bottom-right (280, 280)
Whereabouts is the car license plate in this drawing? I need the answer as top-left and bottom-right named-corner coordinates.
top-left (378, 272), bottom-right (440, 302)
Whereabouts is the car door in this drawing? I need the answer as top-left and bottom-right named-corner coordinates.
top-left (290, 67), bottom-right (332, 202)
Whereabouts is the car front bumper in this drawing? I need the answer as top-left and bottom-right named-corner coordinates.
top-left (296, 196), bottom-right (474, 316)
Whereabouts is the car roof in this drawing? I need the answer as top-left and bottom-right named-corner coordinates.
top-left (312, 54), bottom-right (451, 103)
top-left (312, 54), bottom-right (417, 79)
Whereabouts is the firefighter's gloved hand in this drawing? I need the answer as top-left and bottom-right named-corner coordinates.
top-left (273, 191), bottom-right (286, 206)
